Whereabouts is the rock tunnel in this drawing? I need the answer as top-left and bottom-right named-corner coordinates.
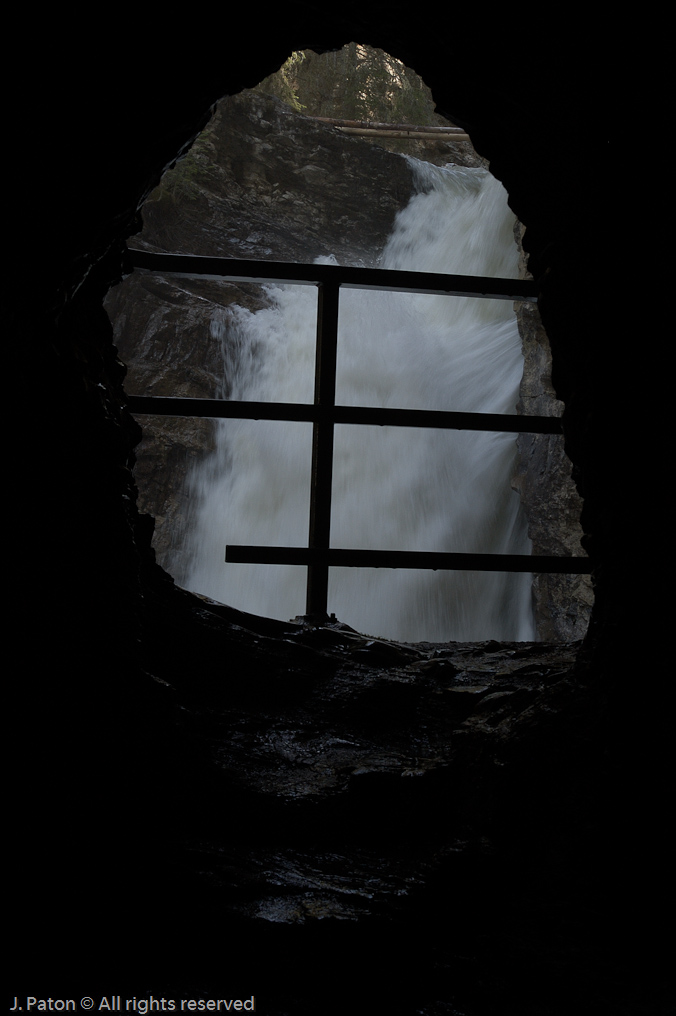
top-left (9, 10), bottom-right (663, 1016)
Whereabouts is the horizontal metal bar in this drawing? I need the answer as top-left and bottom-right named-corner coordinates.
top-left (225, 545), bottom-right (592, 574)
top-left (128, 395), bottom-right (316, 422)
top-left (127, 396), bottom-right (563, 434)
top-left (128, 249), bottom-right (539, 303)
top-left (335, 405), bottom-right (562, 434)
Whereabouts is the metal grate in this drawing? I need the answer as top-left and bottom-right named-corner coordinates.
top-left (127, 249), bottom-right (591, 620)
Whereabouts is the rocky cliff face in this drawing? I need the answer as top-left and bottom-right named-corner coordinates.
top-left (254, 42), bottom-right (481, 167)
top-left (106, 51), bottom-right (590, 639)
top-left (135, 87), bottom-right (421, 262)
top-left (513, 229), bottom-right (593, 640)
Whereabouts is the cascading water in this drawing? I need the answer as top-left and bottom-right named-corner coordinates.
top-left (183, 161), bottom-right (534, 642)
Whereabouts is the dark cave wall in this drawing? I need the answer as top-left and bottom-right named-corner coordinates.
top-left (11, 11), bottom-right (658, 1007)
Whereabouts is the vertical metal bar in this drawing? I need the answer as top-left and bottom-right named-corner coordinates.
top-left (305, 280), bottom-right (340, 618)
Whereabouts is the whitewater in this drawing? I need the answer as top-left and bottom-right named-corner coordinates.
top-left (182, 161), bottom-right (534, 642)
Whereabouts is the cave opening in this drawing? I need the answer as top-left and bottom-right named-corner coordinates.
top-left (107, 43), bottom-right (592, 644)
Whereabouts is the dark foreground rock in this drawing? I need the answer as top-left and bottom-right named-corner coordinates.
top-left (18, 570), bottom-right (651, 1014)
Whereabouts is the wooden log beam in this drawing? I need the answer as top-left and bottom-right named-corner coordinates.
top-left (335, 127), bottom-right (471, 141)
top-left (311, 116), bottom-right (467, 134)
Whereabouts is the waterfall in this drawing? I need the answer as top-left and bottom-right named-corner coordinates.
top-left (183, 161), bottom-right (534, 642)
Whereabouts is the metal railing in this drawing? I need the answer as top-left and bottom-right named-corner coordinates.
top-left (127, 249), bottom-right (591, 620)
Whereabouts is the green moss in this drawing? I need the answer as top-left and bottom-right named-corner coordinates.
top-left (255, 50), bottom-right (307, 111)
top-left (152, 123), bottom-right (216, 203)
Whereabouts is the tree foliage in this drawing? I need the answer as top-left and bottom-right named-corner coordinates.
top-left (255, 43), bottom-right (445, 128)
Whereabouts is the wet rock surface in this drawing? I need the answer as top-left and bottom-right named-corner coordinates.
top-left (513, 296), bottom-right (593, 640)
top-left (512, 225), bottom-right (592, 640)
top-left (134, 89), bottom-right (418, 265)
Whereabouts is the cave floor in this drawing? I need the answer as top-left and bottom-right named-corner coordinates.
top-left (114, 584), bottom-right (648, 1015)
